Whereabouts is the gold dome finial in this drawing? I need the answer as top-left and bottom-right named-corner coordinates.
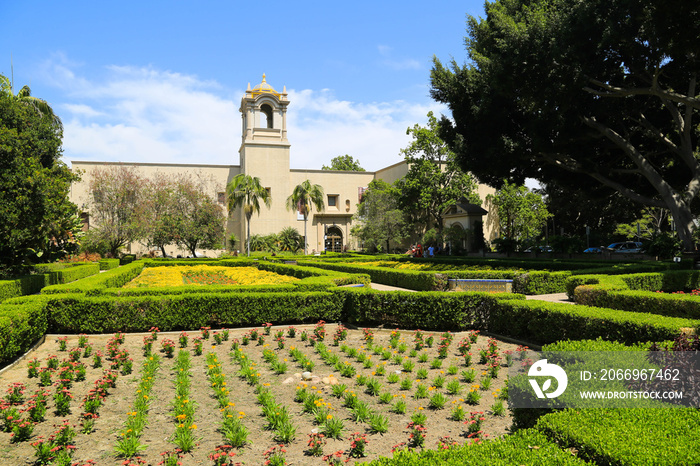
top-left (262, 73), bottom-right (266, 83)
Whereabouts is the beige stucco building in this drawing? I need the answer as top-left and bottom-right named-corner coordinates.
top-left (70, 75), bottom-right (496, 257)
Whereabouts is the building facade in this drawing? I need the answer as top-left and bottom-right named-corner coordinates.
top-left (70, 75), bottom-right (496, 257)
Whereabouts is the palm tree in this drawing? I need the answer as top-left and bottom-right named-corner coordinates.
top-left (0, 74), bottom-right (63, 129)
top-left (226, 174), bottom-right (271, 256)
top-left (286, 180), bottom-right (325, 255)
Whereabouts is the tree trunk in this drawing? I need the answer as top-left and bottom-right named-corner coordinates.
top-left (160, 245), bottom-right (167, 258)
top-left (303, 216), bottom-right (308, 255)
top-left (667, 200), bottom-right (697, 252)
top-left (246, 214), bottom-right (251, 257)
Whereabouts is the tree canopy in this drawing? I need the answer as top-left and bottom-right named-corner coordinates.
top-left (0, 76), bottom-right (79, 275)
top-left (395, 112), bottom-right (480, 240)
top-left (487, 181), bottom-right (551, 247)
top-left (430, 0), bottom-right (700, 251)
top-left (322, 155), bottom-right (365, 171)
top-left (352, 179), bottom-right (407, 253)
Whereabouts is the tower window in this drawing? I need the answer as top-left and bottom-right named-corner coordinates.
top-left (328, 195), bottom-right (338, 207)
top-left (260, 104), bottom-right (274, 128)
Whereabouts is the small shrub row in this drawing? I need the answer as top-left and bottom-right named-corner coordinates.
top-left (0, 263), bottom-right (100, 302)
top-left (98, 259), bottom-right (120, 270)
top-left (487, 299), bottom-right (695, 346)
top-left (44, 291), bottom-right (344, 333)
top-left (298, 261), bottom-right (447, 291)
top-left (363, 428), bottom-right (589, 465)
top-left (40, 262), bottom-right (146, 295)
top-left (535, 408), bottom-right (700, 465)
top-left (0, 299), bottom-right (48, 366)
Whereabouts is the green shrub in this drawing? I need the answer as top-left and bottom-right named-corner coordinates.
top-left (0, 298), bottom-right (48, 366)
top-left (45, 291), bottom-right (343, 333)
top-left (41, 261), bottom-right (145, 295)
top-left (298, 261), bottom-right (446, 291)
top-left (99, 259), bottom-right (120, 270)
top-left (337, 288), bottom-right (509, 330)
top-left (363, 428), bottom-right (589, 465)
top-left (512, 271), bottom-right (571, 294)
top-left (0, 275), bottom-right (48, 302)
top-left (487, 300), bottom-right (696, 346)
top-left (536, 408), bottom-right (700, 465)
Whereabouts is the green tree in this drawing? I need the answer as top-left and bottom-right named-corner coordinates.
top-left (169, 175), bottom-right (225, 257)
top-left (0, 83), bottom-right (80, 274)
top-left (351, 179), bottom-right (407, 253)
top-left (141, 173), bottom-right (176, 257)
top-left (430, 0), bottom-right (700, 251)
top-left (226, 174), bottom-right (271, 257)
top-left (286, 180), bottom-right (325, 255)
top-left (322, 154), bottom-right (365, 171)
top-left (487, 181), bottom-right (551, 247)
top-left (395, 112), bottom-right (479, 240)
top-left (83, 165), bottom-right (145, 257)
top-left (0, 75), bottom-right (63, 130)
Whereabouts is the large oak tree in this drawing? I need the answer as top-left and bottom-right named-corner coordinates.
top-left (431, 0), bottom-right (700, 251)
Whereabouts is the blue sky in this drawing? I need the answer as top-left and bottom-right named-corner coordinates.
top-left (1, 1), bottom-right (485, 171)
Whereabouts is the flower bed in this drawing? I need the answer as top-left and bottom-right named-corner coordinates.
top-left (0, 325), bottom-right (519, 465)
top-left (124, 266), bottom-right (299, 288)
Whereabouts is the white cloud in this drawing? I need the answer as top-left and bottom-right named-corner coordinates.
top-left (47, 59), bottom-right (445, 172)
top-left (288, 88), bottom-right (445, 171)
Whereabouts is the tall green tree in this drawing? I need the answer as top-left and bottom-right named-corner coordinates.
top-left (226, 174), bottom-right (271, 256)
top-left (395, 112), bottom-right (479, 240)
top-left (169, 175), bottom-right (225, 256)
top-left (487, 181), bottom-right (551, 247)
top-left (322, 155), bottom-right (365, 171)
top-left (0, 78), bottom-right (79, 274)
top-left (84, 165), bottom-right (145, 257)
top-left (352, 179), bottom-right (407, 253)
top-left (286, 180), bottom-right (324, 255)
top-left (141, 173), bottom-right (176, 257)
top-left (430, 0), bottom-right (700, 251)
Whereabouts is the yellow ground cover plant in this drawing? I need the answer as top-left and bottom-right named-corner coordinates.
top-left (124, 266), bottom-right (298, 288)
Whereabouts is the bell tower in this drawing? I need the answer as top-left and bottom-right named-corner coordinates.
top-left (238, 74), bottom-right (292, 236)
top-left (239, 74), bottom-right (290, 175)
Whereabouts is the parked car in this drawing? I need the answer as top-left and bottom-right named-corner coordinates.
top-left (605, 242), bottom-right (643, 253)
top-left (524, 245), bottom-right (553, 253)
top-left (583, 247), bottom-right (602, 253)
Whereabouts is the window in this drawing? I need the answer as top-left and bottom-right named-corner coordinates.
top-left (328, 195), bottom-right (338, 208)
top-left (261, 104), bottom-right (273, 128)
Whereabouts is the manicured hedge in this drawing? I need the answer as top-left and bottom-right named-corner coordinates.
top-left (0, 263), bottom-right (100, 303)
top-left (576, 288), bottom-right (700, 320)
top-left (536, 408), bottom-right (700, 465)
top-left (338, 288), bottom-right (512, 330)
top-left (99, 258), bottom-right (120, 270)
top-left (298, 260), bottom-right (446, 291)
top-left (44, 291), bottom-right (343, 333)
top-left (50, 263), bottom-right (100, 283)
top-left (364, 428), bottom-right (591, 465)
top-left (487, 300), bottom-right (697, 345)
top-left (512, 271), bottom-right (571, 294)
top-left (0, 274), bottom-right (48, 302)
top-left (0, 298), bottom-right (48, 366)
top-left (41, 261), bottom-right (145, 295)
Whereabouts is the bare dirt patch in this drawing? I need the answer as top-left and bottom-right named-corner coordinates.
top-left (0, 325), bottom-right (518, 465)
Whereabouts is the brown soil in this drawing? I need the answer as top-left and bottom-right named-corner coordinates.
top-left (0, 325), bottom-right (518, 465)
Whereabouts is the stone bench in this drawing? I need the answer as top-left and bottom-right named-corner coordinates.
top-left (448, 278), bottom-right (513, 293)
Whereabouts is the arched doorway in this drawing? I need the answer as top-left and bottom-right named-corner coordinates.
top-left (325, 226), bottom-right (343, 253)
